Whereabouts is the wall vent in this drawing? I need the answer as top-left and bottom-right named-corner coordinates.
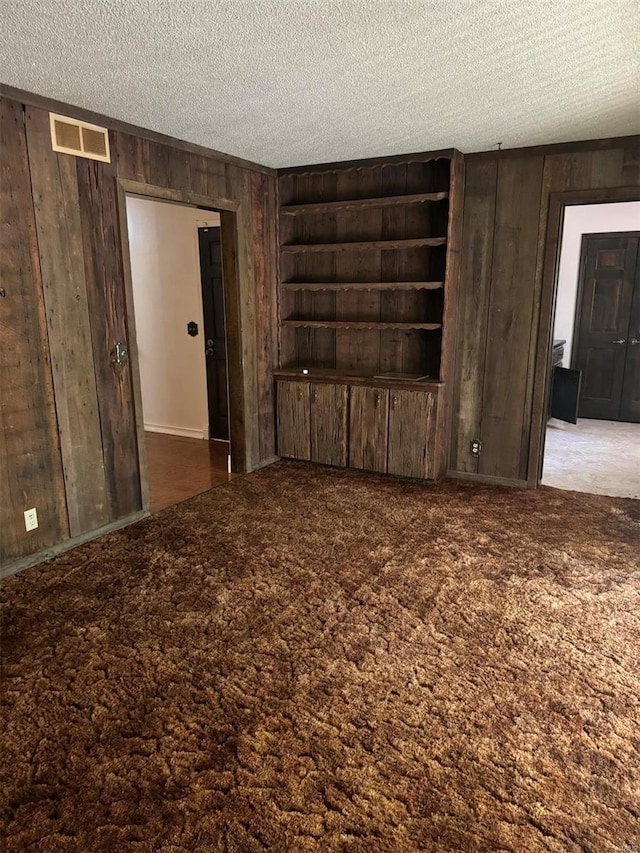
top-left (49, 113), bottom-right (111, 163)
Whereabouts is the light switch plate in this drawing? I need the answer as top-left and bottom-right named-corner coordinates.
top-left (24, 507), bottom-right (38, 531)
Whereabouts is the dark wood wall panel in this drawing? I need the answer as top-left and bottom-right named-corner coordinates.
top-left (479, 155), bottom-right (544, 479)
top-left (1, 95), bottom-right (279, 569)
top-left (451, 136), bottom-right (639, 483)
top-left (26, 107), bottom-right (109, 536)
top-left (0, 99), bottom-right (69, 562)
top-left (76, 151), bottom-right (142, 520)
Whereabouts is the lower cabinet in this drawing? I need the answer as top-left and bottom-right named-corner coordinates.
top-left (277, 380), bottom-right (348, 466)
top-left (349, 386), bottom-right (389, 473)
top-left (277, 379), bottom-right (442, 480)
top-left (387, 389), bottom-right (436, 479)
top-left (277, 380), bottom-right (311, 460)
top-left (311, 383), bottom-right (349, 466)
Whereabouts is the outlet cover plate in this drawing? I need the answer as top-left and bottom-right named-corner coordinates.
top-left (24, 507), bottom-right (38, 531)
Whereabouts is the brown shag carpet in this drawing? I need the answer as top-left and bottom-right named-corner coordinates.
top-left (1, 463), bottom-right (639, 852)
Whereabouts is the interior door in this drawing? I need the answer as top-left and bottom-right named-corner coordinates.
top-left (573, 234), bottom-right (639, 420)
top-left (620, 247), bottom-right (640, 422)
top-left (310, 383), bottom-right (348, 466)
top-left (198, 226), bottom-right (229, 440)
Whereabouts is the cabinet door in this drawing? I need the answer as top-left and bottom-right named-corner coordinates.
top-left (388, 390), bottom-right (435, 479)
top-left (349, 386), bottom-right (389, 473)
top-left (277, 381), bottom-right (310, 460)
top-left (311, 384), bottom-right (348, 466)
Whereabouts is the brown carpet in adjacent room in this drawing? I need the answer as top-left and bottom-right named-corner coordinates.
top-left (1, 462), bottom-right (639, 852)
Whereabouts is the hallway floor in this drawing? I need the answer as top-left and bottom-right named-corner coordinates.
top-left (542, 418), bottom-right (640, 499)
top-left (144, 432), bottom-right (237, 513)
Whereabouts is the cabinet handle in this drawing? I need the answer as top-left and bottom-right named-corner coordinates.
top-left (631, 338), bottom-right (639, 345)
top-left (374, 392), bottom-right (380, 408)
top-left (312, 388), bottom-right (318, 402)
top-left (297, 388), bottom-right (303, 400)
top-left (391, 395), bottom-right (397, 409)
top-left (612, 339), bottom-right (626, 345)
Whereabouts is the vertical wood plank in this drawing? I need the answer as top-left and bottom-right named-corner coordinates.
top-left (348, 386), bottom-right (389, 472)
top-left (252, 171), bottom-right (278, 460)
top-left (310, 383), bottom-right (348, 466)
top-left (450, 157), bottom-right (497, 474)
top-left (479, 156), bottom-right (544, 480)
top-left (76, 147), bottom-right (142, 520)
top-left (0, 98), bottom-right (69, 562)
top-left (276, 380), bottom-right (310, 459)
top-left (335, 170), bottom-right (381, 371)
top-left (26, 106), bottom-right (108, 536)
top-left (387, 389), bottom-right (435, 479)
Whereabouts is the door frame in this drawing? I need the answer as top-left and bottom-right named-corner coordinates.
top-left (527, 186), bottom-right (640, 488)
top-left (115, 179), bottom-right (247, 512)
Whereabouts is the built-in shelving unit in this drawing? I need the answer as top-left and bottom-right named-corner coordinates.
top-left (280, 191), bottom-right (449, 216)
top-left (275, 149), bottom-right (463, 481)
top-left (282, 281), bottom-right (444, 292)
top-left (282, 320), bottom-right (442, 331)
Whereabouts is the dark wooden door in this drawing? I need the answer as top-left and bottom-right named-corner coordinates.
top-left (573, 234), bottom-right (639, 420)
top-left (387, 389), bottom-right (435, 479)
top-left (349, 386), bottom-right (389, 473)
top-left (198, 226), bottom-right (229, 440)
top-left (310, 383), bottom-right (348, 466)
top-left (277, 381), bottom-right (311, 460)
top-left (620, 247), bottom-right (640, 422)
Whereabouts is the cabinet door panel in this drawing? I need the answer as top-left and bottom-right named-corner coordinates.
top-left (311, 383), bottom-right (348, 466)
top-left (388, 390), bottom-right (435, 479)
top-left (277, 381), bottom-right (310, 460)
top-left (349, 386), bottom-right (389, 472)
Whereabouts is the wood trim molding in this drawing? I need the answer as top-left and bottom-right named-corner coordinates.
top-left (116, 180), bottom-right (249, 484)
top-left (117, 179), bottom-right (240, 212)
top-left (446, 470), bottom-right (529, 489)
top-left (526, 186), bottom-right (640, 488)
top-left (278, 147), bottom-right (459, 175)
top-left (466, 135), bottom-right (640, 163)
top-left (0, 83), bottom-right (276, 177)
top-left (1, 511), bottom-right (147, 579)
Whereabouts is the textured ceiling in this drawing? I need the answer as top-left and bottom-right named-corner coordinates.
top-left (1, 0), bottom-right (638, 168)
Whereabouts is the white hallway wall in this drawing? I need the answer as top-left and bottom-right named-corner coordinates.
top-left (554, 201), bottom-right (640, 366)
top-left (126, 196), bottom-right (220, 438)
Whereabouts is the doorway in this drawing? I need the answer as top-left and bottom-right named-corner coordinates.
top-left (124, 195), bottom-right (235, 512)
top-left (539, 201), bottom-right (640, 498)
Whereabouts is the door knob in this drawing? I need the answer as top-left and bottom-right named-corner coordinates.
top-left (612, 339), bottom-right (626, 344)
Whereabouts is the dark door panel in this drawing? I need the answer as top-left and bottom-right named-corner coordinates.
top-left (198, 227), bottom-right (229, 440)
top-left (550, 367), bottom-right (582, 424)
top-left (620, 248), bottom-right (640, 422)
top-left (573, 234), bottom-right (638, 420)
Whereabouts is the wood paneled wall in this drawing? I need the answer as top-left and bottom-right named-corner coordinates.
top-left (450, 136), bottom-right (640, 483)
top-left (1, 95), bottom-right (278, 568)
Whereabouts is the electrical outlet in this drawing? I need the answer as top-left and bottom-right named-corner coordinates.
top-left (470, 439), bottom-right (482, 456)
top-left (24, 507), bottom-right (38, 531)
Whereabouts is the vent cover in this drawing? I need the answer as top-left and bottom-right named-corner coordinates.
top-left (49, 113), bottom-right (111, 162)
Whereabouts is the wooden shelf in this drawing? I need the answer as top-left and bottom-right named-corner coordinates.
top-left (282, 320), bottom-right (442, 330)
top-left (281, 281), bottom-right (444, 292)
top-left (274, 367), bottom-right (443, 391)
top-left (281, 237), bottom-right (446, 254)
top-left (280, 191), bottom-right (449, 216)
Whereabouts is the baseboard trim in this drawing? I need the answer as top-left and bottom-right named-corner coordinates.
top-left (144, 423), bottom-right (205, 440)
top-left (1, 511), bottom-right (148, 579)
top-left (250, 456), bottom-right (280, 472)
top-left (446, 470), bottom-right (529, 489)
